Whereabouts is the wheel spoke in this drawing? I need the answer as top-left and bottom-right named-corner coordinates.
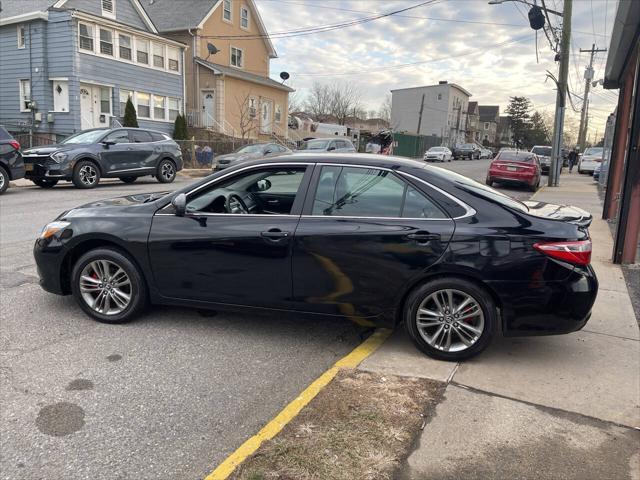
top-left (417, 318), bottom-right (442, 328)
top-left (418, 308), bottom-right (440, 319)
top-left (443, 327), bottom-right (452, 351)
top-left (110, 289), bottom-right (129, 308)
top-left (80, 275), bottom-right (101, 292)
top-left (454, 296), bottom-right (472, 314)
top-left (458, 304), bottom-right (481, 321)
top-left (454, 326), bottom-right (474, 346)
top-left (458, 321), bottom-right (482, 336)
top-left (427, 324), bottom-right (445, 347)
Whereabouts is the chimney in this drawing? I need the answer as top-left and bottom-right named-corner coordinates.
top-left (439, 81), bottom-right (448, 85)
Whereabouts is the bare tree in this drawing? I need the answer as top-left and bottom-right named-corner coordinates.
top-left (288, 90), bottom-right (302, 114)
top-left (329, 81), bottom-right (362, 125)
top-left (235, 92), bottom-right (258, 139)
top-left (378, 95), bottom-right (392, 124)
top-left (305, 82), bottom-right (333, 122)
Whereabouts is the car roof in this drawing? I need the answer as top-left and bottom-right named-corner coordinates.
top-left (245, 152), bottom-right (428, 170)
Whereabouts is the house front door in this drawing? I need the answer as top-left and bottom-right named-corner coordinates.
top-left (202, 91), bottom-right (215, 128)
top-left (261, 100), bottom-right (273, 134)
top-left (80, 85), bottom-right (94, 130)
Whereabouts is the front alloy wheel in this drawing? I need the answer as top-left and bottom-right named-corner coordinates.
top-left (73, 160), bottom-right (101, 188)
top-left (405, 278), bottom-right (495, 361)
top-left (71, 248), bottom-right (147, 323)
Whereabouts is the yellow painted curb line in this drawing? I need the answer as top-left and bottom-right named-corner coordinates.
top-left (204, 328), bottom-right (393, 480)
top-left (530, 184), bottom-right (546, 200)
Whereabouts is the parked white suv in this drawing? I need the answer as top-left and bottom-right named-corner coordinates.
top-left (578, 147), bottom-right (604, 174)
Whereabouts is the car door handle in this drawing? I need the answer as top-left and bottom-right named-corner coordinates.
top-left (407, 232), bottom-right (440, 242)
top-left (260, 228), bottom-right (290, 239)
top-left (266, 199), bottom-right (280, 205)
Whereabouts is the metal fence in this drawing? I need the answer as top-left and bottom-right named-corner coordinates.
top-left (9, 132), bottom-right (58, 149)
top-left (176, 139), bottom-right (253, 169)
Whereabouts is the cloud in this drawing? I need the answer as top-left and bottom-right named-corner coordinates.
top-left (256, 0), bottom-right (618, 135)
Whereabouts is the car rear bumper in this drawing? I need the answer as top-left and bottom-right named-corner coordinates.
top-left (492, 264), bottom-right (598, 336)
top-left (488, 169), bottom-right (537, 184)
top-left (10, 164), bottom-right (26, 180)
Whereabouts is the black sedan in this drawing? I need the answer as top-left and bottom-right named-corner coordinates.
top-left (34, 154), bottom-right (598, 361)
top-left (0, 126), bottom-right (25, 194)
top-left (22, 128), bottom-right (183, 189)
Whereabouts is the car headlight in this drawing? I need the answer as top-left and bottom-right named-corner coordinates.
top-left (40, 221), bottom-right (70, 239)
top-left (50, 152), bottom-right (68, 163)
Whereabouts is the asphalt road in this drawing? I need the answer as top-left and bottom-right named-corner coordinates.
top-left (0, 160), bottom-right (536, 479)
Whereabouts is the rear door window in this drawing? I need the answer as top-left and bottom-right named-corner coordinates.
top-left (150, 132), bottom-right (166, 142)
top-left (104, 130), bottom-right (130, 144)
top-left (129, 130), bottom-right (152, 143)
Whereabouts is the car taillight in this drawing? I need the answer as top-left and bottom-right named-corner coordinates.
top-left (9, 140), bottom-right (20, 151)
top-left (533, 240), bottom-right (592, 265)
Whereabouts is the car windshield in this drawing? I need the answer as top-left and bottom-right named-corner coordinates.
top-left (429, 147), bottom-right (445, 152)
top-left (303, 140), bottom-right (330, 150)
top-left (61, 129), bottom-right (109, 144)
top-left (497, 151), bottom-right (536, 163)
top-left (461, 144), bottom-right (474, 148)
top-left (584, 147), bottom-right (603, 156)
top-left (236, 144), bottom-right (265, 154)
top-left (531, 146), bottom-right (551, 156)
top-left (431, 166), bottom-right (529, 212)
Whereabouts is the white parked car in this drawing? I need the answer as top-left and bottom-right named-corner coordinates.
top-left (423, 146), bottom-right (452, 162)
top-left (479, 147), bottom-right (493, 159)
top-left (301, 138), bottom-right (357, 153)
top-left (578, 147), bottom-right (604, 174)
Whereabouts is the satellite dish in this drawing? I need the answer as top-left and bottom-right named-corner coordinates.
top-left (280, 71), bottom-right (290, 82)
top-left (207, 43), bottom-right (219, 56)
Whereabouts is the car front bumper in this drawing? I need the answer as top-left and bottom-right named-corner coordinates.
top-left (24, 156), bottom-right (73, 180)
top-left (34, 238), bottom-right (69, 295)
top-left (492, 264), bottom-right (598, 336)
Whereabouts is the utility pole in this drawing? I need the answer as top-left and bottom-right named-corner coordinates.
top-left (416, 93), bottom-right (425, 135)
top-left (548, 0), bottom-right (572, 187)
top-left (577, 44), bottom-right (607, 152)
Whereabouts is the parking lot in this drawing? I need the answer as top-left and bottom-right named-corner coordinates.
top-left (0, 159), bottom-right (537, 479)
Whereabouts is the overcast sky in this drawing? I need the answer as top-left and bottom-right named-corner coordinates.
top-left (255, 0), bottom-right (619, 140)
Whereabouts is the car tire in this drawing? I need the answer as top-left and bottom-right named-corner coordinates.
top-left (528, 180), bottom-right (538, 192)
top-left (156, 159), bottom-right (176, 184)
top-left (73, 160), bottom-right (101, 189)
top-left (404, 278), bottom-right (496, 361)
top-left (32, 178), bottom-right (59, 188)
top-left (71, 248), bottom-right (148, 324)
top-left (485, 178), bottom-right (493, 187)
top-left (119, 176), bottom-right (137, 184)
top-left (0, 166), bottom-right (9, 194)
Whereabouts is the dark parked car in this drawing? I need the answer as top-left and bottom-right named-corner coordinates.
top-left (22, 128), bottom-right (183, 189)
top-left (453, 143), bottom-right (480, 160)
top-left (214, 142), bottom-right (291, 171)
top-left (531, 145), bottom-right (552, 174)
top-left (34, 154), bottom-right (598, 361)
top-left (0, 126), bottom-right (25, 194)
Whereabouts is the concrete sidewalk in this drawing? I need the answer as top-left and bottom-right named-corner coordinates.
top-left (360, 173), bottom-right (640, 480)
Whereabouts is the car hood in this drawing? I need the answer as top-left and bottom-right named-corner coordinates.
top-left (523, 201), bottom-right (592, 227)
top-left (23, 144), bottom-right (79, 155)
top-left (581, 155), bottom-right (602, 161)
top-left (60, 192), bottom-right (169, 219)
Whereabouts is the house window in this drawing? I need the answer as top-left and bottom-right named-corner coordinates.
top-left (223, 0), bottom-right (232, 22)
top-left (17, 25), bottom-right (26, 49)
top-left (168, 97), bottom-right (181, 121)
top-left (52, 80), bottom-right (69, 112)
top-left (153, 43), bottom-right (164, 68)
top-left (484, 122), bottom-right (489, 130)
top-left (119, 33), bottom-right (132, 60)
top-left (100, 87), bottom-right (111, 114)
top-left (230, 46), bottom-right (243, 68)
top-left (99, 28), bottom-right (113, 56)
top-left (102, 0), bottom-right (116, 18)
top-left (153, 95), bottom-right (166, 120)
top-left (137, 38), bottom-right (149, 64)
top-left (137, 92), bottom-right (150, 118)
top-left (167, 47), bottom-right (179, 71)
top-left (119, 89), bottom-right (132, 115)
top-left (437, 93), bottom-right (442, 100)
top-left (275, 104), bottom-right (282, 123)
top-left (79, 23), bottom-right (94, 51)
top-left (19, 79), bottom-right (31, 112)
top-left (240, 6), bottom-right (249, 29)
top-left (249, 97), bottom-right (257, 118)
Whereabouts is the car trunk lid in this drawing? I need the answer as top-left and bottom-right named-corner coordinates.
top-left (523, 200), bottom-right (593, 227)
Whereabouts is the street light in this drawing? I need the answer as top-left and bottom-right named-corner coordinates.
top-left (487, 0), bottom-right (563, 17)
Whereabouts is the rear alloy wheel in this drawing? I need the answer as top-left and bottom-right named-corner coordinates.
top-left (73, 160), bottom-right (100, 188)
top-left (119, 176), bottom-right (137, 184)
top-left (33, 178), bottom-right (59, 188)
top-left (156, 159), bottom-right (176, 184)
top-left (0, 166), bottom-right (8, 194)
top-left (71, 248), bottom-right (147, 323)
top-left (405, 278), bottom-right (496, 361)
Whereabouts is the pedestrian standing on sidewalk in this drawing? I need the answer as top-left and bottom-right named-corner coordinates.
top-left (568, 148), bottom-right (578, 173)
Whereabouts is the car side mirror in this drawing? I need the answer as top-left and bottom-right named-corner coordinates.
top-left (172, 193), bottom-right (187, 217)
top-left (327, 146), bottom-right (336, 151)
top-left (264, 149), bottom-right (273, 155)
top-left (101, 140), bottom-right (115, 148)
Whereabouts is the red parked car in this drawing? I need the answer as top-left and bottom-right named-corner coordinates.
top-left (486, 150), bottom-right (541, 191)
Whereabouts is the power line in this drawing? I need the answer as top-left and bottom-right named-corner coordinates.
top-left (200, 0), bottom-right (443, 40)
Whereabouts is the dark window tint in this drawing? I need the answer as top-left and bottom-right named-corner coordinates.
top-left (104, 130), bottom-right (130, 144)
top-left (402, 185), bottom-right (447, 218)
top-left (129, 130), bottom-right (152, 143)
top-left (0, 127), bottom-right (12, 141)
top-left (312, 166), bottom-right (405, 217)
top-left (497, 151), bottom-right (535, 163)
top-left (150, 132), bottom-right (166, 142)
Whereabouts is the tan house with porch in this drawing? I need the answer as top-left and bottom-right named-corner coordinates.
top-left (143, 0), bottom-right (293, 139)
